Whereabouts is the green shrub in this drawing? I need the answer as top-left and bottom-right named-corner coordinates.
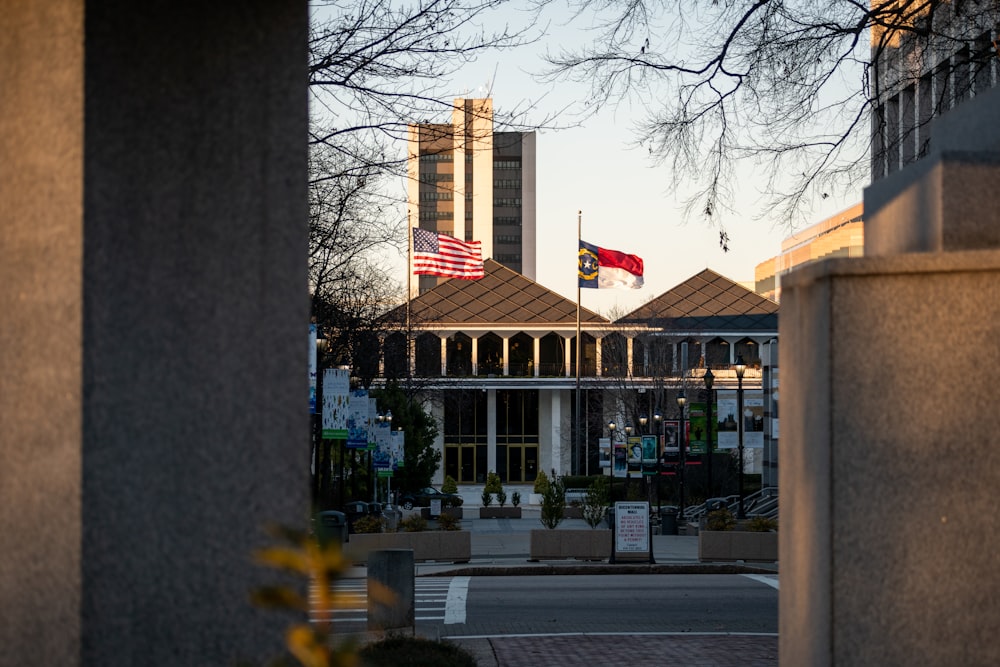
top-left (533, 469), bottom-right (550, 495)
top-left (705, 508), bottom-right (736, 531)
top-left (359, 635), bottom-right (476, 667)
top-left (496, 487), bottom-right (507, 507)
top-left (441, 474), bottom-right (459, 494)
top-left (399, 514), bottom-right (427, 532)
top-left (480, 487), bottom-right (492, 507)
top-left (746, 516), bottom-right (778, 532)
top-left (539, 475), bottom-right (566, 529)
top-left (511, 491), bottom-right (521, 507)
top-left (484, 471), bottom-right (502, 493)
top-left (436, 513), bottom-right (462, 531)
top-left (583, 475), bottom-right (610, 528)
top-left (352, 515), bottom-right (384, 534)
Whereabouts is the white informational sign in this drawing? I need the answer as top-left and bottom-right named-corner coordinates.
top-left (429, 499), bottom-right (442, 518)
top-left (614, 502), bottom-right (650, 553)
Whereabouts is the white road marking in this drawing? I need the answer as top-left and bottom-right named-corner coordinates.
top-left (444, 576), bottom-right (470, 625)
top-left (742, 574), bottom-right (779, 590)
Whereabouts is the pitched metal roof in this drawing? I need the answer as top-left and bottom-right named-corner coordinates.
top-left (616, 268), bottom-right (779, 331)
top-left (406, 259), bottom-right (608, 326)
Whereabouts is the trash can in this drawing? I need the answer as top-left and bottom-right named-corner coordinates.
top-left (344, 501), bottom-right (369, 533)
top-left (382, 505), bottom-right (402, 532)
top-left (316, 510), bottom-right (347, 546)
top-left (660, 507), bottom-right (678, 535)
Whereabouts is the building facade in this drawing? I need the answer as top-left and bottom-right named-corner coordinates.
top-left (754, 203), bottom-right (864, 302)
top-left (379, 262), bottom-right (777, 494)
top-left (407, 98), bottom-right (537, 295)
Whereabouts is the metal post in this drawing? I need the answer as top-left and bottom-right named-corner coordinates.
top-left (735, 356), bottom-right (746, 520)
top-left (676, 390), bottom-right (687, 525)
top-left (703, 369), bottom-right (714, 499)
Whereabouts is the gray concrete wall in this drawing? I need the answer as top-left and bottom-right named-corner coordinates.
top-left (780, 250), bottom-right (1000, 666)
top-left (1, 3), bottom-right (309, 665)
top-left (865, 85), bottom-right (1000, 257)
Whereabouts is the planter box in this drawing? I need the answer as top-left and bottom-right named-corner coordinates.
top-left (419, 506), bottom-right (464, 520)
top-left (479, 506), bottom-right (522, 519)
top-left (344, 530), bottom-right (471, 564)
top-left (529, 529), bottom-right (611, 561)
top-left (698, 530), bottom-right (778, 563)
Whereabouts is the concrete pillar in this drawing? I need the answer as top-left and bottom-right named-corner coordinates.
top-left (367, 550), bottom-right (415, 633)
top-left (781, 251), bottom-right (1000, 666)
top-left (0, 3), bottom-right (308, 666)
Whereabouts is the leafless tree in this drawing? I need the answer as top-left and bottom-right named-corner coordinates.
top-left (540, 0), bottom-right (1000, 233)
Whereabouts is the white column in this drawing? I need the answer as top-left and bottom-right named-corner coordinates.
top-left (533, 336), bottom-right (540, 377)
top-left (440, 336), bottom-right (447, 376)
top-left (564, 335), bottom-right (573, 377)
top-left (502, 336), bottom-right (510, 376)
top-left (548, 390), bottom-right (562, 474)
top-left (471, 336), bottom-right (479, 376)
top-left (595, 337), bottom-right (603, 377)
top-left (487, 388), bottom-right (497, 478)
top-left (627, 336), bottom-right (634, 377)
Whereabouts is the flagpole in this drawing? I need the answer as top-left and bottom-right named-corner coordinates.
top-left (407, 216), bottom-right (412, 379)
top-left (576, 210), bottom-right (582, 476)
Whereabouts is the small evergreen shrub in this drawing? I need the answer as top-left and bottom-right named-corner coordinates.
top-left (480, 487), bottom-right (493, 507)
top-left (746, 516), bottom-right (778, 532)
top-left (496, 488), bottom-right (507, 507)
top-left (441, 474), bottom-right (459, 494)
top-left (705, 508), bottom-right (736, 531)
top-left (352, 515), bottom-right (384, 534)
top-left (436, 513), bottom-right (462, 531)
top-left (583, 476), bottom-right (610, 528)
top-left (399, 514), bottom-right (428, 532)
top-left (539, 475), bottom-right (566, 529)
top-left (533, 469), bottom-right (550, 495)
top-left (511, 491), bottom-right (521, 507)
top-left (484, 471), bottom-right (502, 493)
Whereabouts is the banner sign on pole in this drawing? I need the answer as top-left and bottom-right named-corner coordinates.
top-left (346, 389), bottom-right (370, 449)
top-left (321, 368), bottom-right (350, 439)
top-left (391, 430), bottom-right (405, 469)
top-left (309, 324), bottom-right (317, 414)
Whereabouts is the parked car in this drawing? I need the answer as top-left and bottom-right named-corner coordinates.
top-left (398, 486), bottom-right (463, 510)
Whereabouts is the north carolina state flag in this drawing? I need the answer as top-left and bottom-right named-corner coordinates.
top-left (578, 240), bottom-right (644, 289)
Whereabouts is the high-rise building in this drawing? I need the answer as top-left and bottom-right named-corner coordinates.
top-left (407, 98), bottom-right (536, 295)
top-left (871, 1), bottom-right (1000, 180)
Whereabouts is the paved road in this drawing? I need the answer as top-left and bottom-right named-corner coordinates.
top-left (332, 509), bottom-right (780, 666)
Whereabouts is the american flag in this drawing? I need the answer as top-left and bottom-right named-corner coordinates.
top-left (412, 227), bottom-right (484, 279)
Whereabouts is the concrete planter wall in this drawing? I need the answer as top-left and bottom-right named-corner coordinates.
top-left (479, 506), bottom-right (522, 519)
top-left (344, 530), bottom-right (471, 564)
top-left (698, 530), bottom-right (778, 563)
top-left (529, 529), bottom-right (611, 561)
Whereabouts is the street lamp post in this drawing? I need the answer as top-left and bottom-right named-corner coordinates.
top-left (734, 355), bottom-right (747, 519)
top-left (703, 368), bottom-right (715, 499)
top-left (676, 390), bottom-right (687, 523)
top-left (653, 412), bottom-right (663, 516)
top-left (607, 420), bottom-right (617, 564)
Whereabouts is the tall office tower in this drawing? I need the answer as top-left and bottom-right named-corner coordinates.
top-left (871, 1), bottom-right (1000, 180)
top-left (407, 98), bottom-right (536, 295)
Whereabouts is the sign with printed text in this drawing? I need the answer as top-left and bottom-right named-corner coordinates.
top-left (614, 502), bottom-right (650, 553)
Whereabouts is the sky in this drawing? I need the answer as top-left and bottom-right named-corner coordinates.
top-left (362, 1), bottom-right (864, 317)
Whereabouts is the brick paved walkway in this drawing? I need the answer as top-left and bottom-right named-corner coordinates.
top-left (455, 634), bottom-right (778, 667)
